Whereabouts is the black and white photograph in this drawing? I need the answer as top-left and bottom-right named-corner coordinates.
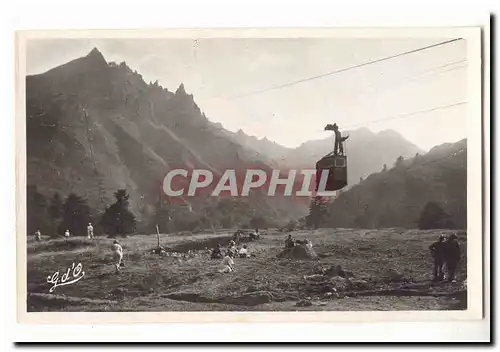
top-left (16, 28), bottom-right (483, 320)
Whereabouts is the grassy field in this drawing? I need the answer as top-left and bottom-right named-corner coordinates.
top-left (26, 228), bottom-right (467, 312)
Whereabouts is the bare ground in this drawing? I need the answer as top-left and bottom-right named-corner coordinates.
top-left (26, 228), bottom-right (467, 312)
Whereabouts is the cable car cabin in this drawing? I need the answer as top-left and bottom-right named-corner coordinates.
top-left (315, 153), bottom-right (348, 192)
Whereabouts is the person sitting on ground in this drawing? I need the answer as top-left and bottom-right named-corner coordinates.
top-left (444, 233), bottom-right (461, 282)
top-left (249, 229), bottom-right (260, 240)
top-left (429, 234), bottom-right (447, 281)
top-left (305, 238), bottom-right (313, 250)
top-left (112, 240), bottom-right (124, 273)
top-left (219, 251), bottom-right (235, 273)
top-left (238, 244), bottom-right (250, 258)
top-left (34, 229), bottom-right (42, 241)
top-left (285, 234), bottom-right (295, 249)
top-left (152, 245), bottom-right (166, 255)
top-left (211, 244), bottom-right (223, 259)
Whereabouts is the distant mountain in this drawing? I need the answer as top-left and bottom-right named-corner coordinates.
top-left (26, 48), bottom-right (303, 226)
top-left (223, 126), bottom-right (424, 188)
top-left (220, 127), bottom-right (292, 165)
top-left (325, 139), bottom-right (467, 229)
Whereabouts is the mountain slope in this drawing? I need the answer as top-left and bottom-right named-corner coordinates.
top-left (326, 139), bottom-right (467, 229)
top-left (26, 48), bottom-right (292, 223)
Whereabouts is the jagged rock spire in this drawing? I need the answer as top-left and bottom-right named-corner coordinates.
top-left (175, 83), bottom-right (186, 95)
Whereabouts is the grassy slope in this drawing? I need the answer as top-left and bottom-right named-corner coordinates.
top-left (26, 229), bottom-right (467, 312)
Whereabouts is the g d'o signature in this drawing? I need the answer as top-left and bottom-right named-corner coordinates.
top-left (47, 262), bottom-right (85, 293)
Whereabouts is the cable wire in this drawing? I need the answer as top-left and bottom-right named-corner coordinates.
top-left (227, 38), bottom-right (464, 100)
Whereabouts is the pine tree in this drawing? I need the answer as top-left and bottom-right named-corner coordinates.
top-left (412, 153), bottom-right (420, 165)
top-left (27, 185), bottom-right (50, 235)
top-left (60, 193), bottom-right (92, 236)
top-left (418, 201), bottom-right (455, 229)
top-left (285, 219), bottom-right (297, 231)
top-left (306, 196), bottom-right (329, 229)
top-left (153, 207), bottom-right (172, 234)
top-left (48, 192), bottom-right (63, 234)
top-left (395, 155), bottom-right (405, 168)
top-left (250, 216), bottom-right (267, 232)
top-left (100, 189), bottom-right (137, 237)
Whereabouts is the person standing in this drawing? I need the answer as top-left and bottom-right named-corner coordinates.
top-left (324, 123), bottom-right (349, 155)
top-left (112, 240), bottom-right (124, 273)
top-left (444, 233), bottom-right (461, 282)
top-left (87, 222), bottom-right (94, 239)
top-left (429, 234), bottom-right (446, 281)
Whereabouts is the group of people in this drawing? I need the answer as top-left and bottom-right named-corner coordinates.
top-left (211, 240), bottom-right (251, 260)
top-left (33, 222), bottom-right (94, 240)
top-left (285, 234), bottom-right (313, 250)
top-left (209, 240), bottom-right (254, 273)
top-left (232, 229), bottom-right (261, 243)
top-left (429, 233), bottom-right (461, 282)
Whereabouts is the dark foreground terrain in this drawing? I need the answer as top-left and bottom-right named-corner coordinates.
top-left (26, 229), bottom-right (467, 312)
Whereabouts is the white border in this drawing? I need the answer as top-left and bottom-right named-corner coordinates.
top-left (4, 0), bottom-right (491, 344)
top-left (16, 26), bottom-right (484, 325)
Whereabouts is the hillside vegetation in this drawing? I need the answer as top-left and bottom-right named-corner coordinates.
top-left (326, 139), bottom-right (466, 229)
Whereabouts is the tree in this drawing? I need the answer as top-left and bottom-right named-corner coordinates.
top-left (48, 192), bottom-right (63, 233)
top-left (153, 207), bottom-right (172, 234)
top-left (220, 215), bottom-right (233, 229)
top-left (382, 164), bottom-right (387, 172)
top-left (306, 196), bottom-right (329, 229)
top-left (395, 156), bottom-right (405, 168)
top-left (285, 219), bottom-right (297, 231)
top-left (354, 204), bottom-right (371, 228)
top-left (60, 193), bottom-right (92, 236)
top-left (100, 189), bottom-right (136, 237)
top-left (418, 201), bottom-right (455, 229)
top-left (27, 185), bottom-right (50, 235)
top-left (250, 216), bottom-right (267, 231)
top-left (298, 217), bottom-right (307, 230)
top-left (412, 153), bottom-right (421, 165)
top-left (151, 195), bottom-right (172, 233)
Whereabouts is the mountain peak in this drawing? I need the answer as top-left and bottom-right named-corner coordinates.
top-left (86, 47), bottom-right (107, 65)
top-left (176, 83), bottom-right (186, 95)
top-left (377, 129), bottom-right (403, 138)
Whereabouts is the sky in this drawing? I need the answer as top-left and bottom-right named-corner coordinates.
top-left (26, 37), bottom-right (468, 150)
